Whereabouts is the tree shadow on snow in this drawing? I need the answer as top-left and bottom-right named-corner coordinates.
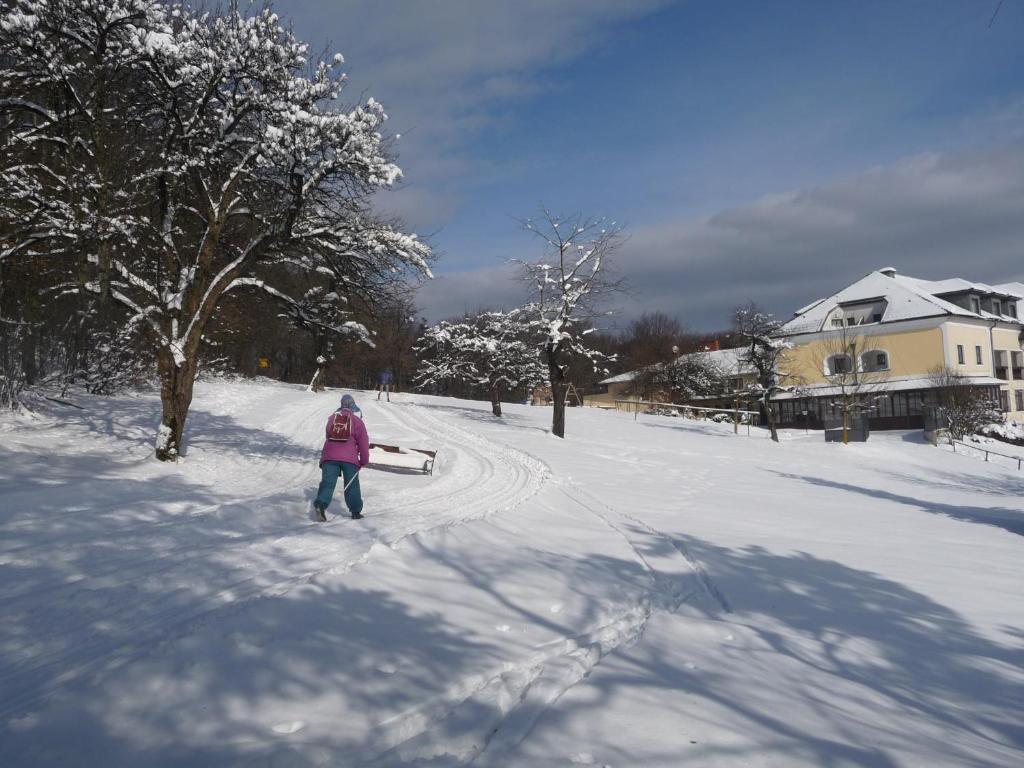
top-left (774, 471), bottom-right (1024, 537)
top-left (19, 390), bottom-right (318, 463)
top-left (408, 402), bottom-right (552, 434)
top-left (0, 578), bottom-right (497, 767)
top-left (505, 536), bottom-right (1024, 767)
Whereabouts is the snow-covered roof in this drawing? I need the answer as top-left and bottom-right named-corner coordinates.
top-left (598, 347), bottom-right (754, 386)
top-left (781, 269), bottom-right (1023, 335)
top-left (704, 347), bottom-right (756, 375)
top-left (601, 371), bottom-right (639, 384)
top-left (994, 282), bottom-right (1024, 299)
top-left (771, 374), bottom-right (1007, 400)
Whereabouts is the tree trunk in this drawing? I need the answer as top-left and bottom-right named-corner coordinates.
top-left (547, 348), bottom-right (566, 438)
top-left (490, 382), bottom-right (502, 417)
top-left (308, 365), bottom-right (325, 392)
top-left (156, 349), bottom-right (197, 461)
top-left (765, 395), bottom-right (779, 443)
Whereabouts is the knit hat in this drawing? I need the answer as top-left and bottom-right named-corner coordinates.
top-left (340, 394), bottom-right (360, 413)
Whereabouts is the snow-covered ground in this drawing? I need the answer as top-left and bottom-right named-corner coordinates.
top-left (1, 378), bottom-right (1022, 767)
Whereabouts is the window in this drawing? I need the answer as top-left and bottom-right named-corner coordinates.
top-left (957, 344), bottom-right (965, 365)
top-left (993, 300), bottom-right (1002, 315)
top-left (876, 394), bottom-right (893, 418)
top-left (826, 354), bottom-right (853, 376)
top-left (1016, 390), bottom-right (1024, 412)
top-left (975, 345), bottom-right (983, 365)
top-left (831, 318), bottom-right (844, 328)
top-left (995, 350), bottom-right (1009, 380)
top-left (872, 313), bottom-right (882, 323)
top-left (892, 392), bottom-right (908, 417)
top-left (846, 317), bottom-right (856, 326)
top-left (1009, 302), bottom-right (1018, 319)
top-left (861, 350), bottom-right (889, 373)
top-left (971, 297), bottom-right (981, 313)
top-left (999, 390), bottom-right (1010, 412)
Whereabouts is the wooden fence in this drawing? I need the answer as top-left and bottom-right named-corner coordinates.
top-left (614, 399), bottom-right (761, 434)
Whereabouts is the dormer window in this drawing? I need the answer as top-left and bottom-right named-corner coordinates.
top-left (1008, 302), bottom-right (1018, 319)
top-left (993, 299), bottom-right (1002, 315)
top-left (834, 297), bottom-right (888, 329)
top-left (971, 297), bottom-right (981, 313)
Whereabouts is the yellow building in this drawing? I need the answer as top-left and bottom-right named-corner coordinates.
top-left (775, 268), bottom-right (1024, 429)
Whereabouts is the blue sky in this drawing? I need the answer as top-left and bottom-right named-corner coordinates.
top-left (274, 0), bottom-right (1024, 330)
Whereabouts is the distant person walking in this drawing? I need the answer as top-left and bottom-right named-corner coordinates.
top-left (314, 394), bottom-right (369, 521)
top-left (377, 367), bottom-right (394, 401)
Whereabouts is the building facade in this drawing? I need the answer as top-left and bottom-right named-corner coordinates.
top-left (774, 268), bottom-right (1024, 429)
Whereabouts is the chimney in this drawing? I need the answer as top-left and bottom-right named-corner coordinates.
top-left (879, 267), bottom-right (897, 278)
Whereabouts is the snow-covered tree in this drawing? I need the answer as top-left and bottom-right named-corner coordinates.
top-left (929, 366), bottom-right (1003, 440)
top-left (733, 303), bottom-right (795, 442)
top-left (415, 309), bottom-right (545, 417)
top-left (0, 1), bottom-right (430, 459)
top-left (650, 351), bottom-right (727, 403)
top-left (516, 207), bottom-right (621, 437)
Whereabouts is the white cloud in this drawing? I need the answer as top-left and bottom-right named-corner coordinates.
top-left (612, 142), bottom-right (1024, 328)
top-left (421, 142), bottom-right (1024, 329)
top-left (286, 0), bottom-right (666, 211)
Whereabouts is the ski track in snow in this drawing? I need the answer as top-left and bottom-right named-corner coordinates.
top-left (0, 386), bottom-right (775, 766)
top-left (5, 384), bottom-right (1023, 766)
top-left (362, 442), bottom-right (731, 766)
top-left (0, 390), bottom-right (550, 724)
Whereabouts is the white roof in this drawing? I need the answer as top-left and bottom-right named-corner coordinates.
top-left (704, 347), bottom-right (756, 375)
top-left (781, 269), bottom-right (1023, 335)
top-left (599, 346), bottom-right (754, 386)
top-left (600, 371), bottom-right (638, 384)
top-left (994, 282), bottom-right (1024, 298)
top-left (771, 374), bottom-right (1007, 401)
top-left (780, 270), bottom-right (972, 335)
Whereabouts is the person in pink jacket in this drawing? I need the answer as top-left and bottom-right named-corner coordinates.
top-left (314, 394), bottom-right (370, 521)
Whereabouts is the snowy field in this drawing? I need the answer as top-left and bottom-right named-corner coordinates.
top-left (1, 378), bottom-right (1023, 768)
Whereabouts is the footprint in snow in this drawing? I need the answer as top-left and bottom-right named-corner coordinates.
top-left (496, 624), bottom-right (511, 632)
top-left (377, 663), bottom-right (398, 675)
top-left (549, 604), bottom-right (563, 614)
top-left (685, 662), bottom-right (698, 670)
top-left (271, 721), bottom-right (305, 734)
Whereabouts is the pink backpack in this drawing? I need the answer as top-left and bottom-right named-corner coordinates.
top-left (328, 410), bottom-right (352, 442)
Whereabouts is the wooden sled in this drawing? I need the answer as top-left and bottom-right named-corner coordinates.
top-left (368, 443), bottom-right (437, 475)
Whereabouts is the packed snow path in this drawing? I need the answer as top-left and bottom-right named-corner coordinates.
top-left (1, 379), bottom-right (1023, 767)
